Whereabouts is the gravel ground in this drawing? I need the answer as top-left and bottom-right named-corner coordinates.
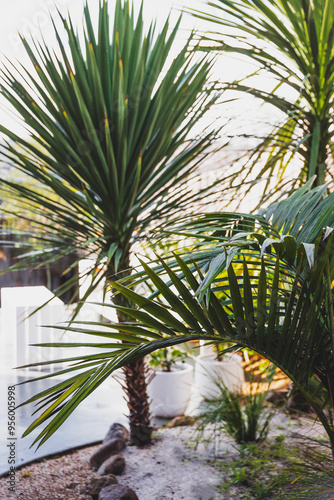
top-left (1, 444), bottom-right (98, 500)
top-left (0, 426), bottom-right (223, 500)
top-left (0, 413), bottom-right (328, 500)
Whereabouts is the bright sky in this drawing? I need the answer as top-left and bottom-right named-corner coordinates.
top-left (0, 0), bottom-right (286, 212)
top-left (0, 0), bottom-right (281, 154)
top-left (0, 0), bottom-right (210, 131)
top-left (0, 0), bottom-right (203, 58)
top-left (0, 2), bottom-right (253, 110)
top-left (0, 0), bottom-right (261, 83)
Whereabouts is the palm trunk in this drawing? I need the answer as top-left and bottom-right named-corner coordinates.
top-left (108, 260), bottom-right (152, 446)
top-left (306, 117), bottom-right (330, 187)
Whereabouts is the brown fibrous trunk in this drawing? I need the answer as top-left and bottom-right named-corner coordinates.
top-left (109, 261), bottom-right (153, 446)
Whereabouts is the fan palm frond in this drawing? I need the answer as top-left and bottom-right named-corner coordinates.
top-left (16, 183), bottom-right (334, 453)
top-left (190, 0), bottom-right (334, 201)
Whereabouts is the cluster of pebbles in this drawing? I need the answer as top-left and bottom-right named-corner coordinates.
top-left (89, 423), bottom-right (138, 500)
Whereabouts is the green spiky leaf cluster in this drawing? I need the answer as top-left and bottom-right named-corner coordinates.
top-left (0, 0), bottom-right (220, 304)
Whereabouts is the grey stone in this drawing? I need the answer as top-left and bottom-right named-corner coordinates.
top-left (97, 455), bottom-right (126, 476)
top-left (103, 423), bottom-right (129, 444)
top-left (90, 474), bottom-right (118, 500)
top-left (90, 439), bottom-right (126, 469)
top-left (142, 472), bottom-right (153, 479)
top-left (99, 484), bottom-right (139, 500)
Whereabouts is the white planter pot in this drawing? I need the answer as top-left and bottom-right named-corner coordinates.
top-left (148, 362), bottom-right (193, 418)
top-left (195, 353), bottom-right (245, 401)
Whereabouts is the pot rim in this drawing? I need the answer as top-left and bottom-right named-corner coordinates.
top-left (195, 353), bottom-right (242, 364)
top-left (151, 361), bottom-right (193, 374)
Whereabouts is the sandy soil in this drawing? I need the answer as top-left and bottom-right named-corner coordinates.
top-left (0, 412), bottom-right (328, 500)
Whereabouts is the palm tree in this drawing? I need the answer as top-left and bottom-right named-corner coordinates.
top-left (18, 180), bottom-right (334, 456)
top-left (190, 0), bottom-right (334, 201)
top-left (0, 0), bottom-right (222, 445)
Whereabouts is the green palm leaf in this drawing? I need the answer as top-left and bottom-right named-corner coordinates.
top-left (16, 184), bottom-right (334, 452)
top-left (190, 0), bottom-right (334, 201)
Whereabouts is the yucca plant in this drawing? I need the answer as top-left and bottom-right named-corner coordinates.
top-left (17, 180), bottom-right (334, 456)
top-left (0, 0), bottom-right (222, 445)
top-left (190, 0), bottom-right (334, 201)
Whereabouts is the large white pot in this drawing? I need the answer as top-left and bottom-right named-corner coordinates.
top-left (195, 353), bottom-right (245, 401)
top-left (148, 362), bottom-right (193, 418)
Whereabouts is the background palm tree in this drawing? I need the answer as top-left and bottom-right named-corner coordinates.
top-left (18, 180), bottom-right (334, 457)
top-left (190, 0), bottom-right (334, 202)
top-left (0, 0), bottom-right (222, 445)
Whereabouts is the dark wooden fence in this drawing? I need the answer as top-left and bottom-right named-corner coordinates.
top-left (0, 234), bottom-right (79, 306)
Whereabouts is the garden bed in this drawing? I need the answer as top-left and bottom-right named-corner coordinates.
top-left (0, 411), bottom-right (331, 500)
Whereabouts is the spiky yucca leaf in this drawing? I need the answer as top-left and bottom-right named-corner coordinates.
top-left (0, 0), bottom-right (220, 298)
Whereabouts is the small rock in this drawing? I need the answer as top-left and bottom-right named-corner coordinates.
top-left (90, 474), bottom-right (118, 500)
top-left (142, 472), bottom-right (153, 479)
top-left (90, 439), bottom-right (126, 469)
top-left (97, 455), bottom-right (126, 476)
top-left (166, 416), bottom-right (195, 428)
top-left (66, 482), bottom-right (77, 489)
top-left (103, 423), bottom-right (129, 444)
top-left (99, 484), bottom-right (138, 500)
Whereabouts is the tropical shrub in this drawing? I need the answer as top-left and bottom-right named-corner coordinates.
top-left (17, 180), bottom-right (334, 458)
top-left (0, 0), bottom-right (221, 445)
